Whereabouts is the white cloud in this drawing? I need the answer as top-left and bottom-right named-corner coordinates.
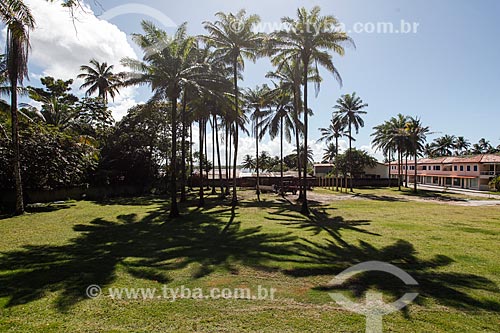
top-left (24, 0), bottom-right (140, 120)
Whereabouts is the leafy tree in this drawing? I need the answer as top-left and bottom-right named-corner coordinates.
top-left (27, 76), bottom-right (79, 129)
top-left (334, 149), bottom-right (377, 178)
top-left (96, 103), bottom-right (169, 187)
top-left (0, 122), bottom-right (97, 192)
top-left (489, 175), bottom-right (500, 192)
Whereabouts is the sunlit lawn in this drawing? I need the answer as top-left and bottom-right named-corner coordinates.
top-left (0, 189), bottom-right (499, 332)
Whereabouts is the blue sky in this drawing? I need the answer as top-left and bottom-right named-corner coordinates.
top-left (3, 0), bottom-right (500, 162)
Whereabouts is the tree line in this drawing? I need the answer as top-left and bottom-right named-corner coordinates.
top-left (1, 2), bottom-right (354, 216)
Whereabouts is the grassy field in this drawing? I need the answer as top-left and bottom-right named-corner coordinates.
top-left (0, 189), bottom-right (499, 332)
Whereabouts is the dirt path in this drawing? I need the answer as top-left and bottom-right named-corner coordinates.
top-left (301, 191), bottom-right (500, 207)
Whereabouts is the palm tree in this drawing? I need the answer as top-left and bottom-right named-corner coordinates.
top-left (405, 117), bottom-right (430, 193)
top-left (241, 154), bottom-right (256, 170)
top-left (372, 120), bottom-right (396, 187)
top-left (432, 135), bottom-right (456, 156)
top-left (294, 144), bottom-right (314, 167)
top-left (454, 136), bottom-right (470, 156)
top-left (203, 10), bottom-right (263, 207)
top-left (334, 92), bottom-right (368, 192)
top-left (244, 84), bottom-right (271, 201)
top-left (77, 59), bottom-right (124, 104)
top-left (322, 143), bottom-right (337, 163)
top-left (260, 85), bottom-right (296, 194)
top-left (318, 114), bottom-right (346, 191)
top-left (477, 138), bottom-right (493, 153)
top-left (266, 59), bottom-right (307, 198)
top-left (1, 0), bottom-right (35, 215)
top-left (122, 21), bottom-right (221, 217)
top-left (268, 6), bottom-right (353, 214)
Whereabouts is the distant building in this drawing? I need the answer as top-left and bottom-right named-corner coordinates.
top-left (313, 162), bottom-right (389, 179)
top-left (389, 154), bottom-right (500, 191)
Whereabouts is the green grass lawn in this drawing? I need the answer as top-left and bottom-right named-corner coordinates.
top-left (0, 189), bottom-right (499, 332)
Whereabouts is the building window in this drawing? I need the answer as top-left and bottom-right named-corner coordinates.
top-left (434, 166), bottom-right (441, 171)
top-left (454, 165), bottom-right (457, 171)
top-left (460, 165), bottom-right (464, 171)
top-left (474, 165), bottom-right (478, 172)
top-left (467, 165), bottom-right (471, 172)
top-left (423, 166), bottom-right (427, 171)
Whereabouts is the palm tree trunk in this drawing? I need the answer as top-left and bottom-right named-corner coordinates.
top-left (198, 118), bottom-right (205, 207)
top-left (10, 79), bottom-right (24, 215)
top-left (180, 92), bottom-right (188, 202)
top-left (255, 113), bottom-right (260, 201)
top-left (228, 125), bottom-right (232, 195)
top-left (405, 153), bottom-right (408, 188)
top-left (300, 61), bottom-right (310, 215)
top-left (169, 96), bottom-right (180, 218)
top-left (225, 124), bottom-right (230, 195)
top-left (335, 137), bottom-right (339, 191)
top-left (349, 122), bottom-right (353, 192)
top-left (232, 60), bottom-right (239, 206)
top-left (413, 152), bottom-right (418, 193)
top-left (204, 122), bottom-right (209, 188)
top-left (189, 123), bottom-right (193, 191)
top-left (280, 115), bottom-right (284, 196)
top-left (398, 147), bottom-right (402, 191)
top-left (388, 150), bottom-right (392, 188)
top-left (214, 115), bottom-right (224, 195)
top-left (211, 117), bottom-right (216, 195)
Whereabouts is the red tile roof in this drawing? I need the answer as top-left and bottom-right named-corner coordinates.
top-left (402, 154), bottom-right (500, 164)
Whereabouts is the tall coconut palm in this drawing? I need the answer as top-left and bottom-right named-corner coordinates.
top-left (122, 21), bottom-right (221, 217)
top-left (318, 114), bottom-right (346, 191)
top-left (244, 84), bottom-right (271, 201)
top-left (333, 92), bottom-right (368, 192)
top-left (266, 59), bottom-right (306, 198)
top-left (78, 59), bottom-right (124, 104)
top-left (269, 6), bottom-right (353, 214)
top-left (1, 0), bottom-right (35, 215)
top-left (405, 117), bottom-right (430, 193)
top-left (260, 85), bottom-right (296, 194)
top-left (372, 120), bottom-right (396, 187)
top-left (203, 10), bottom-right (264, 207)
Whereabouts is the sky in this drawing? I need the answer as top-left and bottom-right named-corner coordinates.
top-left (2, 0), bottom-right (500, 163)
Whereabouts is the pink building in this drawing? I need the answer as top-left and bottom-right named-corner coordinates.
top-left (389, 154), bottom-right (500, 191)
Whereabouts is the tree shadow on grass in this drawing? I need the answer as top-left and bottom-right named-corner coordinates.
top-left (351, 193), bottom-right (408, 202)
top-left (265, 202), bottom-right (499, 313)
top-left (399, 190), bottom-right (468, 202)
top-left (0, 203), bottom-right (297, 312)
top-left (287, 238), bottom-right (500, 312)
top-left (0, 202), bottom-right (75, 220)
